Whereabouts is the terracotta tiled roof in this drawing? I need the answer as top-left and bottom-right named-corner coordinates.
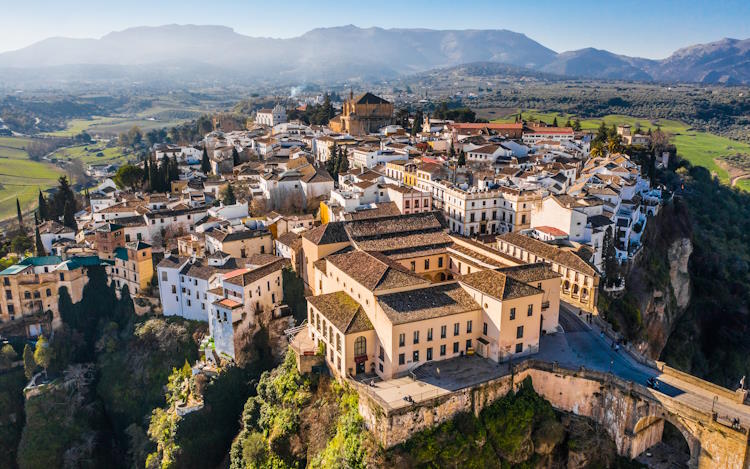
top-left (302, 222), bottom-right (350, 246)
top-left (459, 270), bottom-right (542, 300)
top-left (325, 250), bottom-right (428, 292)
top-left (307, 291), bottom-right (373, 334)
top-left (377, 283), bottom-right (479, 325)
top-left (497, 232), bottom-right (597, 276)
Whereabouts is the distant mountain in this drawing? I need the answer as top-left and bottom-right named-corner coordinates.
top-left (541, 48), bottom-right (656, 81)
top-left (0, 24), bottom-right (748, 86)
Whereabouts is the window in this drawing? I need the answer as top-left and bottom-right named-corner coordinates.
top-left (2, 278), bottom-right (7, 286)
top-left (379, 346), bottom-right (384, 361)
top-left (405, 200), bottom-right (410, 209)
top-left (438, 257), bottom-right (443, 268)
top-left (413, 330), bottom-right (419, 344)
top-left (410, 261), bottom-right (416, 271)
top-left (515, 343), bottom-right (523, 353)
top-left (527, 304), bottom-right (533, 316)
top-left (354, 336), bottom-right (366, 357)
top-left (399, 333), bottom-right (405, 347)
top-left (337, 356), bottom-right (341, 371)
top-left (440, 344), bottom-right (446, 356)
top-left (424, 259), bottom-right (429, 270)
top-left (466, 320), bottom-right (472, 333)
top-left (516, 326), bottom-right (524, 339)
top-left (453, 322), bottom-right (459, 336)
top-left (453, 342), bottom-right (459, 353)
top-left (466, 339), bottom-right (472, 350)
top-left (510, 307), bottom-right (516, 320)
top-left (398, 353), bottom-right (405, 365)
top-left (5, 290), bottom-right (11, 300)
top-left (413, 350), bottom-right (419, 362)
top-left (426, 347), bottom-right (433, 361)
top-left (427, 328), bottom-right (433, 341)
top-left (24, 292), bottom-right (30, 299)
top-left (336, 334), bottom-right (341, 352)
top-left (440, 325), bottom-right (446, 339)
top-left (483, 322), bottom-right (488, 335)
top-left (45, 288), bottom-right (52, 297)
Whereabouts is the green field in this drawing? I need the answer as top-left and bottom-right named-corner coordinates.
top-left (0, 136), bottom-right (64, 222)
top-left (43, 115), bottom-right (189, 138)
top-left (493, 110), bottom-right (750, 185)
top-left (49, 144), bottom-right (133, 166)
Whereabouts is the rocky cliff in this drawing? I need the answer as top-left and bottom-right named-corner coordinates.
top-left (605, 201), bottom-right (693, 359)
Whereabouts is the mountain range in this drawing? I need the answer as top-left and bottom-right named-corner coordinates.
top-left (0, 24), bottom-right (749, 86)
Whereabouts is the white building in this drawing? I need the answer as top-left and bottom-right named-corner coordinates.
top-left (256, 105), bottom-right (287, 127)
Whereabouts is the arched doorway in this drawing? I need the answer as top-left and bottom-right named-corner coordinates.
top-left (632, 416), bottom-right (693, 468)
top-left (354, 336), bottom-right (367, 374)
top-left (438, 272), bottom-right (446, 281)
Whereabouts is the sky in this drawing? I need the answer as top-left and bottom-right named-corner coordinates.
top-left (1, 0), bottom-right (749, 58)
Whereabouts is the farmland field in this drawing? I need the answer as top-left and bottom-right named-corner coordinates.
top-left (0, 136), bottom-right (63, 222)
top-left (492, 110), bottom-right (750, 186)
top-left (49, 144), bottom-right (133, 166)
top-left (43, 115), bottom-right (190, 138)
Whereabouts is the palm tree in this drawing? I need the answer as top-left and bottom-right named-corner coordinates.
top-left (607, 137), bottom-right (622, 154)
top-left (590, 143), bottom-right (604, 158)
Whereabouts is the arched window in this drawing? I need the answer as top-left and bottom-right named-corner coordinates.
top-left (354, 336), bottom-right (366, 357)
top-left (46, 288), bottom-right (52, 297)
top-left (582, 288), bottom-right (589, 300)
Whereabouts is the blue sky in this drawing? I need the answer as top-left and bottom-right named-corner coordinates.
top-left (1, 0), bottom-right (749, 58)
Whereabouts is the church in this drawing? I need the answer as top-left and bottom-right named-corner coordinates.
top-left (329, 91), bottom-right (393, 136)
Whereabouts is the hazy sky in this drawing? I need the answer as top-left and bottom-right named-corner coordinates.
top-left (1, 0), bottom-right (749, 58)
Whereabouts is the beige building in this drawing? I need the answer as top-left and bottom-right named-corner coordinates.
top-left (496, 232), bottom-right (599, 313)
top-left (109, 241), bottom-right (154, 297)
top-left (205, 228), bottom-right (273, 258)
top-left (328, 92), bottom-right (393, 136)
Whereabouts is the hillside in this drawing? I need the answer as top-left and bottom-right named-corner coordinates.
top-left (1, 25), bottom-right (750, 85)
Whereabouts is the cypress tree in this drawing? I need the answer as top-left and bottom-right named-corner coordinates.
top-left (34, 212), bottom-right (39, 226)
top-left (326, 144), bottom-right (338, 178)
top-left (222, 183), bottom-right (236, 205)
top-left (457, 150), bottom-right (466, 167)
top-left (23, 344), bottom-right (36, 380)
top-left (552, 117), bottom-right (558, 127)
top-left (38, 190), bottom-right (48, 220)
top-left (148, 156), bottom-right (160, 192)
top-left (201, 147), bottom-right (211, 174)
top-left (16, 198), bottom-right (23, 227)
top-left (336, 150), bottom-right (349, 174)
top-left (143, 157), bottom-right (150, 183)
top-left (63, 200), bottom-right (77, 231)
top-left (34, 225), bottom-right (45, 256)
top-left (232, 147), bottom-right (240, 166)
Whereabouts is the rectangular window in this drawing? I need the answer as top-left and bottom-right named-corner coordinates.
top-left (440, 344), bottom-right (446, 356)
top-left (410, 261), bottom-right (416, 271)
top-left (515, 343), bottom-right (523, 353)
top-left (379, 346), bottom-right (384, 361)
top-left (466, 320), bottom-right (472, 333)
top-left (453, 323), bottom-right (459, 336)
top-left (516, 326), bottom-right (524, 339)
top-left (483, 322), bottom-right (488, 335)
top-left (424, 259), bottom-right (429, 270)
top-left (426, 348), bottom-right (433, 361)
top-left (427, 328), bottom-right (433, 341)
top-left (510, 308), bottom-right (516, 320)
top-left (527, 304), bottom-right (533, 316)
top-left (399, 333), bottom-right (405, 347)
top-left (413, 330), bottom-right (419, 344)
top-left (453, 342), bottom-right (459, 354)
top-left (438, 257), bottom-right (443, 268)
top-left (413, 350), bottom-right (419, 362)
top-left (379, 363), bottom-right (383, 372)
top-left (398, 353), bottom-right (405, 365)
top-left (466, 339), bottom-right (472, 350)
top-left (440, 325), bottom-right (446, 339)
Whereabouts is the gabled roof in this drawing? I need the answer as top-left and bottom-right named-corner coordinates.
top-left (325, 250), bottom-right (429, 292)
top-left (302, 222), bottom-right (349, 246)
top-left (459, 270), bottom-right (542, 300)
top-left (306, 291), bottom-right (373, 334)
top-left (353, 92), bottom-right (390, 105)
top-left (498, 232), bottom-right (597, 276)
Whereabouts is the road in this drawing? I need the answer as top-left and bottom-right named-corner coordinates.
top-left (543, 304), bottom-right (750, 428)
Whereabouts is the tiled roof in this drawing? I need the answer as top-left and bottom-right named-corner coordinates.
top-left (223, 258), bottom-right (289, 287)
top-left (459, 270), bottom-right (542, 300)
top-left (302, 222), bottom-right (350, 245)
top-left (497, 263), bottom-right (561, 283)
top-left (37, 220), bottom-right (72, 235)
top-left (306, 291), bottom-right (373, 334)
top-left (377, 283), bottom-right (480, 325)
top-left (497, 232), bottom-right (597, 276)
top-left (325, 250), bottom-right (429, 292)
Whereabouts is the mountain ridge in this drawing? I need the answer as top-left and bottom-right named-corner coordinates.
top-left (1, 24), bottom-right (748, 85)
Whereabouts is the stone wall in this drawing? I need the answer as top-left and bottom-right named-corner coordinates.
top-left (357, 361), bottom-right (750, 468)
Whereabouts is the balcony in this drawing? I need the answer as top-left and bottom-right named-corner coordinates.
top-left (541, 301), bottom-right (550, 310)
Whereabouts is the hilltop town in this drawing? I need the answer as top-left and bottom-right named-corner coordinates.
top-left (1, 91), bottom-right (748, 468)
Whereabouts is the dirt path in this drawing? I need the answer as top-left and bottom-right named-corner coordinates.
top-left (715, 158), bottom-right (750, 187)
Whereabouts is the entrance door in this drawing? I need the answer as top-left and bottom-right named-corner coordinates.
top-left (356, 361), bottom-right (365, 374)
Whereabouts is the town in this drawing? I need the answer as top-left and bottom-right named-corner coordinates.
top-left (1, 90), bottom-right (748, 468)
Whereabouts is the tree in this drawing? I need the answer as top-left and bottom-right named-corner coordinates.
top-left (23, 344), bottom-right (36, 380)
top-left (114, 164), bottom-right (145, 191)
top-left (590, 143), bottom-right (604, 158)
top-left (552, 117), bottom-right (558, 127)
top-left (148, 156), bottom-right (160, 192)
top-left (11, 233), bottom-right (32, 254)
top-left (457, 149), bottom-right (466, 166)
top-left (143, 157), bottom-right (150, 184)
top-left (34, 335), bottom-right (53, 377)
top-left (38, 190), bottom-right (48, 221)
top-left (594, 122), bottom-right (608, 145)
top-left (606, 137), bottom-right (622, 154)
top-left (326, 144), bottom-right (338, 179)
top-left (336, 150), bottom-right (349, 174)
top-left (63, 200), bottom-right (77, 231)
top-left (603, 227), bottom-right (619, 287)
top-left (222, 183), bottom-right (236, 206)
top-left (0, 344), bottom-right (17, 370)
top-left (572, 119), bottom-right (582, 131)
top-left (51, 176), bottom-right (76, 220)
top-left (449, 142), bottom-right (455, 158)
top-left (201, 147), bottom-right (211, 174)
top-left (232, 147), bottom-right (240, 166)
top-left (564, 119), bottom-right (572, 128)
top-left (16, 198), bottom-right (23, 227)
top-left (34, 225), bottom-right (45, 256)
top-left (411, 110), bottom-right (424, 136)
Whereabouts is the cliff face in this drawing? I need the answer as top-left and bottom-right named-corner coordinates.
top-left (635, 237), bottom-right (693, 358)
top-left (609, 201), bottom-right (693, 359)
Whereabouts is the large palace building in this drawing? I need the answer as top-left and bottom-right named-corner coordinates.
top-left (329, 92), bottom-right (393, 136)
